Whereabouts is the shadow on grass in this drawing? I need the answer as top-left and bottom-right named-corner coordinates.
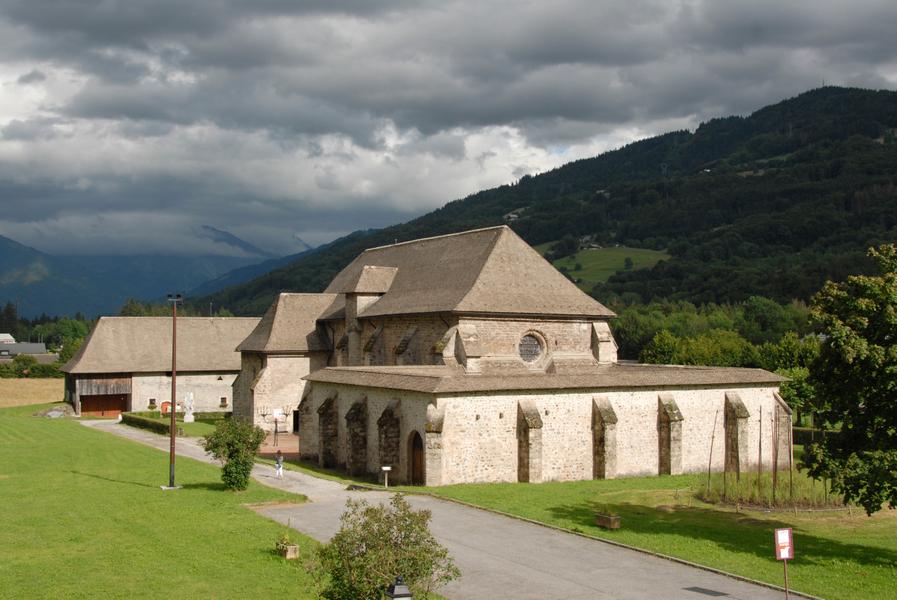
top-left (546, 499), bottom-right (897, 570)
top-left (181, 481), bottom-right (229, 492)
top-left (282, 459), bottom-right (381, 486)
top-left (68, 470), bottom-right (157, 489)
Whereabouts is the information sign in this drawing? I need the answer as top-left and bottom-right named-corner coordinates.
top-left (775, 527), bottom-right (793, 560)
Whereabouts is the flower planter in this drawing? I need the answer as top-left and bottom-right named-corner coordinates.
top-left (595, 513), bottom-right (621, 530)
top-left (277, 544), bottom-right (300, 560)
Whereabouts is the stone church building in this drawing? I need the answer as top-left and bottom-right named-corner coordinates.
top-left (233, 226), bottom-right (790, 486)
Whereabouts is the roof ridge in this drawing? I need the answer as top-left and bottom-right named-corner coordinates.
top-left (278, 292), bottom-right (340, 298)
top-left (98, 316), bottom-right (259, 320)
top-left (454, 225), bottom-right (508, 312)
top-left (363, 225), bottom-right (509, 252)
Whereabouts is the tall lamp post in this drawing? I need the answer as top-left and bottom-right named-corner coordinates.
top-left (163, 293), bottom-right (183, 490)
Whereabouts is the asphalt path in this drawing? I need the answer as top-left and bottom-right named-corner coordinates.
top-left (82, 420), bottom-right (799, 600)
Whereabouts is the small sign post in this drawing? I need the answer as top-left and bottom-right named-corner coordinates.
top-left (775, 527), bottom-right (793, 599)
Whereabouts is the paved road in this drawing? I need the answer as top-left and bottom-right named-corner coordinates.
top-left (82, 420), bottom-right (798, 600)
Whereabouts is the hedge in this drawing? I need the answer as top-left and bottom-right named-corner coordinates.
top-left (121, 412), bottom-right (173, 436)
top-left (121, 411), bottom-right (231, 436)
top-left (130, 410), bottom-right (231, 422)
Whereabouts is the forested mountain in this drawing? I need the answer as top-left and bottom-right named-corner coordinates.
top-left (199, 87), bottom-right (897, 315)
top-left (0, 228), bottom-right (275, 318)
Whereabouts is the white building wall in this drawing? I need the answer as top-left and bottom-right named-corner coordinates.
top-left (233, 352), bottom-right (328, 431)
top-left (300, 383), bottom-right (430, 483)
top-left (131, 372), bottom-right (237, 413)
top-left (298, 381), bottom-right (784, 486)
top-left (438, 384), bottom-right (783, 484)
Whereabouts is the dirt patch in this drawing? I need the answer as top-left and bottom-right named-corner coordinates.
top-left (33, 404), bottom-right (77, 418)
top-left (0, 474), bottom-right (9, 480)
top-left (244, 500), bottom-right (307, 512)
top-left (0, 379), bottom-right (65, 408)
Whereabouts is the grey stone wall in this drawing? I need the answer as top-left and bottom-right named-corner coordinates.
top-left (724, 392), bottom-right (750, 477)
top-left (658, 394), bottom-right (684, 476)
top-left (299, 382), bottom-right (787, 486)
top-left (300, 383), bottom-right (431, 484)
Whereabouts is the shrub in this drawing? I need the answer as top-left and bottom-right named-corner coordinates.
top-left (121, 413), bottom-right (171, 436)
top-left (317, 494), bottom-right (459, 599)
top-left (201, 418), bottom-right (266, 491)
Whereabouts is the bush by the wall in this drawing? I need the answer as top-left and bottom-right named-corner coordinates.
top-left (130, 410), bottom-right (231, 421)
top-left (121, 412), bottom-right (171, 436)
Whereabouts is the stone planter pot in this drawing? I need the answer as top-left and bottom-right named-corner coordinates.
top-left (277, 544), bottom-right (300, 560)
top-left (595, 513), bottom-right (621, 530)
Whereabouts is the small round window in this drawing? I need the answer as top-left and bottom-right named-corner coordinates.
top-left (518, 334), bottom-right (543, 363)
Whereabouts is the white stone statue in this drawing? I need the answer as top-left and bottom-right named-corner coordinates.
top-left (183, 392), bottom-right (195, 423)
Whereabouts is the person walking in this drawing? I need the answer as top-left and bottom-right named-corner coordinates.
top-left (275, 449), bottom-right (284, 479)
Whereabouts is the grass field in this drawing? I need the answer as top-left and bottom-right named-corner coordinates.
top-left (0, 378), bottom-right (64, 408)
top-left (0, 403), bottom-right (319, 599)
top-left (422, 475), bottom-right (897, 600)
top-left (533, 242), bottom-right (669, 290)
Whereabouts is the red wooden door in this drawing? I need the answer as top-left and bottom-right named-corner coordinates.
top-left (81, 394), bottom-right (127, 417)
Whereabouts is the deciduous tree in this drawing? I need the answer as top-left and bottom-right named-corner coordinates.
top-left (805, 244), bottom-right (897, 515)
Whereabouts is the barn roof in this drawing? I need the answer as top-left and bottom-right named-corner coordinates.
top-left (237, 293), bottom-right (339, 353)
top-left (324, 226), bottom-right (614, 319)
top-left (62, 317), bottom-right (260, 374)
top-left (304, 362), bottom-right (786, 394)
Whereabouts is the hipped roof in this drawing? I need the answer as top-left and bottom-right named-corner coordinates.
top-left (305, 363), bottom-right (786, 394)
top-left (324, 226), bottom-right (615, 319)
top-left (237, 293), bottom-right (340, 353)
top-left (62, 317), bottom-right (259, 374)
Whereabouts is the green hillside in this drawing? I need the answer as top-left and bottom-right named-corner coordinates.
top-left (533, 243), bottom-right (669, 291)
top-left (198, 87), bottom-right (897, 315)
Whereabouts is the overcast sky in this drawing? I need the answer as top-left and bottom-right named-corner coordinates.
top-left (0, 0), bottom-right (895, 256)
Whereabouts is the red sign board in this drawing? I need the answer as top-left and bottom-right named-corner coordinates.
top-left (775, 527), bottom-right (793, 560)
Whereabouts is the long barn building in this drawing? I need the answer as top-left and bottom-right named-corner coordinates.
top-left (62, 317), bottom-right (259, 417)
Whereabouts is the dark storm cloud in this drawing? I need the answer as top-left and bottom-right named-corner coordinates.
top-left (0, 0), bottom-right (894, 255)
top-left (16, 69), bottom-right (45, 84)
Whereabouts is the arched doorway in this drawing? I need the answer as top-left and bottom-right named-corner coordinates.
top-left (408, 431), bottom-right (425, 485)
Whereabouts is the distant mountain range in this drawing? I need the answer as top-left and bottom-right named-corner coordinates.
top-left (0, 227), bottom-right (308, 317)
top-left (197, 86), bottom-right (897, 315)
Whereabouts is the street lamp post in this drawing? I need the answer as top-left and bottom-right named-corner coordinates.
top-left (163, 293), bottom-right (183, 490)
top-left (385, 576), bottom-right (413, 599)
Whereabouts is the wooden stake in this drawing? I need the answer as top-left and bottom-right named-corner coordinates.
top-left (788, 412), bottom-right (794, 502)
top-left (772, 410), bottom-right (779, 506)
top-left (707, 408), bottom-right (719, 493)
top-left (783, 558), bottom-right (790, 600)
top-left (758, 406), bottom-right (763, 502)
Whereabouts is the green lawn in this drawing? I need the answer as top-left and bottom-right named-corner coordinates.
top-left (422, 475), bottom-right (897, 600)
top-left (0, 403), bottom-right (318, 599)
top-left (534, 242), bottom-right (669, 291)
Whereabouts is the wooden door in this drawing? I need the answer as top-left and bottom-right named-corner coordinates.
top-left (409, 431), bottom-right (425, 485)
top-left (80, 394), bottom-right (128, 417)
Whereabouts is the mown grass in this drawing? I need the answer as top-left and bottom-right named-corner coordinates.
top-left (422, 474), bottom-right (897, 600)
top-left (533, 242), bottom-right (669, 290)
top-left (0, 378), bottom-right (64, 408)
top-left (0, 403), bottom-right (319, 599)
